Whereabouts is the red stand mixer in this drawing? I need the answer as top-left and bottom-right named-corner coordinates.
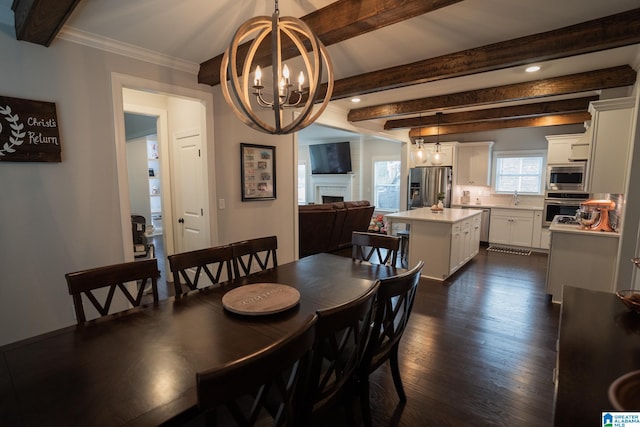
top-left (576, 199), bottom-right (616, 232)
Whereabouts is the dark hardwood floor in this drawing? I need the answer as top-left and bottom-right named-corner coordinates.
top-left (154, 243), bottom-right (560, 426)
top-left (329, 246), bottom-right (559, 427)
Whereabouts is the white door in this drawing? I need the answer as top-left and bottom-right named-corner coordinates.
top-left (173, 128), bottom-right (209, 253)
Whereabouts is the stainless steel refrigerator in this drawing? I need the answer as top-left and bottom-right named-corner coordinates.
top-left (408, 166), bottom-right (452, 210)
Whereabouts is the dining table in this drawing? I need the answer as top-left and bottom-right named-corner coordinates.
top-left (0, 253), bottom-right (401, 427)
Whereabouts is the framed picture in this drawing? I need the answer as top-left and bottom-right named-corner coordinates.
top-left (241, 143), bottom-right (276, 201)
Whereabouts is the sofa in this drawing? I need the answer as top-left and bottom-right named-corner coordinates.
top-left (299, 200), bottom-right (375, 258)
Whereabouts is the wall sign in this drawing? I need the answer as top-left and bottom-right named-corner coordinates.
top-left (0, 95), bottom-right (61, 162)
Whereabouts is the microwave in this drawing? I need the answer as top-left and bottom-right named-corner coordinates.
top-left (546, 162), bottom-right (587, 191)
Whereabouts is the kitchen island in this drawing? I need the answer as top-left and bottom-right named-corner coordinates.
top-left (386, 208), bottom-right (483, 280)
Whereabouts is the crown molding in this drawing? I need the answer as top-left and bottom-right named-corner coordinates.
top-left (57, 26), bottom-right (199, 75)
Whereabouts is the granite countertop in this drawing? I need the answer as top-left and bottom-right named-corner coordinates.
top-left (549, 219), bottom-right (620, 238)
top-left (385, 207), bottom-right (482, 223)
top-left (452, 203), bottom-right (543, 211)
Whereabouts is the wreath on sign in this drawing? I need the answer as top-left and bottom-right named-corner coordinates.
top-left (0, 105), bottom-right (25, 156)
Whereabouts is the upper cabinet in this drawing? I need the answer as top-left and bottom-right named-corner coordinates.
top-left (587, 97), bottom-right (636, 194)
top-left (455, 142), bottom-right (493, 186)
top-left (545, 133), bottom-right (590, 164)
top-left (410, 143), bottom-right (454, 167)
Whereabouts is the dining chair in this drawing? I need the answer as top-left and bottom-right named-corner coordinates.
top-left (231, 235), bottom-right (278, 278)
top-left (194, 315), bottom-right (317, 427)
top-left (65, 258), bottom-right (160, 324)
top-left (357, 260), bottom-right (424, 427)
top-left (351, 231), bottom-right (401, 266)
top-left (303, 281), bottom-right (380, 425)
top-left (168, 245), bottom-right (235, 296)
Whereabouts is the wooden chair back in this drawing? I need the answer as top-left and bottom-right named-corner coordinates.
top-left (304, 282), bottom-right (379, 423)
top-left (358, 260), bottom-right (424, 426)
top-left (65, 258), bottom-right (160, 324)
top-left (352, 231), bottom-right (401, 266)
top-left (195, 315), bottom-right (317, 426)
top-left (168, 245), bottom-right (234, 296)
top-left (231, 235), bottom-right (278, 277)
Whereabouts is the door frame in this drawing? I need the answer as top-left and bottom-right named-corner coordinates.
top-left (110, 72), bottom-right (217, 260)
top-left (122, 105), bottom-right (172, 258)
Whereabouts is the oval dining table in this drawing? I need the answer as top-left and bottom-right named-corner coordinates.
top-left (0, 253), bottom-right (401, 427)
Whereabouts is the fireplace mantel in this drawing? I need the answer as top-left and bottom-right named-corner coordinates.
top-left (311, 174), bottom-right (356, 204)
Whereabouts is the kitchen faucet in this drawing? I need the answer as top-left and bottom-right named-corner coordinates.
top-left (513, 190), bottom-right (519, 206)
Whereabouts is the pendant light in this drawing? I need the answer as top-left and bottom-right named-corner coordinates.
top-left (220, 0), bottom-right (334, 135)
top-left (430, 112), bottom-right (445, 166)
top-left (411, 113), bottom-right (428, 165)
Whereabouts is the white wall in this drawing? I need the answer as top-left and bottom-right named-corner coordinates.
top-left (0, 26), bottom-right (211, 345)
top-left (212, 86), bottom-right (298, 265)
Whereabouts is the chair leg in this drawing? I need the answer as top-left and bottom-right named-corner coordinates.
top-left (359, 376), bottom-right (373, 427)
top-left (390, 344), bottom-right (407, 402)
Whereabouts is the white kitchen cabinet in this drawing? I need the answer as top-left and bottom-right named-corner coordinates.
top-left (531, 211), bottom-right (550, 250)
top-left (489, 208), bottom-right (534, 247)
top-left (449, 216), bottom-right (479, 273)
top-left (532, 211), bottom-right (543, 248)
top-left (450, 222), bottom-right (463, 272)
top-left (469, 214), bottom-right (481, 258)
top-left (455, 142), bottom-right (493, 186)
top-left (386, 209), bottom-right (481, 280)
top-left (587, 97), bottom-right (635, 194)
top-left (545, 133), bottom-right (589, 164)
top-left (546, 228), bottom-right (619, 303)
top-left (410, 143), bottom-right (454, 167)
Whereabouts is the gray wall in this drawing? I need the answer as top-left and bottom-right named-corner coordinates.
top-left (0, 22), bottom-right (210, 345)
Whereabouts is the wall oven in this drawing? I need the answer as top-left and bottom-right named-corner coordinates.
top-left (546, 162), bottom-right (587, 191)
top-left (543, 192), bottom-right (590, 226)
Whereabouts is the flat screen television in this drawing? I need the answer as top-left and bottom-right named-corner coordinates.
top-left (309, 141), bottom-right (352, 174)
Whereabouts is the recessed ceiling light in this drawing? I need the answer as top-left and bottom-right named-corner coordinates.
top-left (525, 65), bottom-right (541, 73)
top-left (351, 97), bottom-right (361, 103)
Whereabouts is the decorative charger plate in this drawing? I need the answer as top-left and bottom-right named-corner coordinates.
top-left (222, 283), bottom-right (300, 316)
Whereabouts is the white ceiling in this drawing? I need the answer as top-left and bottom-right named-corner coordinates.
top-left (1, 0), bottom-right (639, 140)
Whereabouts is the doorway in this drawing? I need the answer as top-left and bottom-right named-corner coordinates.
top-left (111, 73), bottom-right (217, 294)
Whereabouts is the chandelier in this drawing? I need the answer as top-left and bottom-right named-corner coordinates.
top-left (220, 0), bottom-right (334, 135)
top-left (411, 113), bottom-right (429, 165)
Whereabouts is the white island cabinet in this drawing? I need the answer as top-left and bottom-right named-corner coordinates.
top-left (545, 220), bottom-right (620, 303)
top-left (386, 208), bottom-right (482, 281)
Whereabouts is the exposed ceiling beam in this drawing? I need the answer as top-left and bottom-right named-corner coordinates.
top-left (348, 65), bottom-right (637, 122)
top-left (198, 0), bottom-right (462, 85)
top-left (385, 96), bottom-right (599, 130)
top-left (327, 8), bottom-right (640, 101)
top-left (12, 0), bottom-right (82, 47)
top-left (409, 112), bottom-right (592, 138)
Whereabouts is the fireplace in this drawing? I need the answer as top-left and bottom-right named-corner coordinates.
top-left (322, 195), bottom-right (344, 204)
top-left (312, 174), bottom-right (355, 204)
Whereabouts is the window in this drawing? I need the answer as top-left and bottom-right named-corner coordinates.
top-left (494, 151), bottom-right (545, 194)
top-left (373, 159), bottom-right (401, 211)
top-left (297, 163), bottom-right (306, 204)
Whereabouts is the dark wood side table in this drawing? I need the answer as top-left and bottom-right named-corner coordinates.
top-left (554, 286), bottom-right (640, 425)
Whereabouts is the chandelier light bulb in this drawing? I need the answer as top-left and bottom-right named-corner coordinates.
top-left (411, 139), bottom-right (429, 165)
top-left (431, 144), bottom-right (444, 165)
top-left (254, 66), bottom-right (262, 87)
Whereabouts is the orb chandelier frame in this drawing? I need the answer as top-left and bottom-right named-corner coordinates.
top-left (220, 0), bottom-right (334, 135)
